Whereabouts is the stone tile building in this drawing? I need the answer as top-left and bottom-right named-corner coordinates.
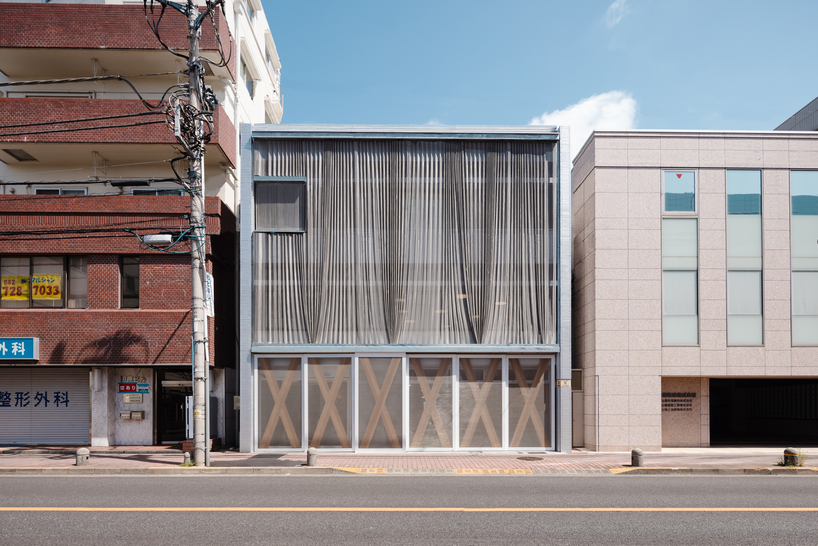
top-left (573, 130), bottom-right (818, 451)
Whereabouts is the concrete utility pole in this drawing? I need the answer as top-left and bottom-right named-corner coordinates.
top-left (146, 0), bottom-right (226, 466)
top-left (187, 4), bottom-right (208, 468)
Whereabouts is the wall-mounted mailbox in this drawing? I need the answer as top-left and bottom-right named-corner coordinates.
top-left (130, 411), bottom-right (145, 420)
top-left (120, 412), bottom-right (131, 420)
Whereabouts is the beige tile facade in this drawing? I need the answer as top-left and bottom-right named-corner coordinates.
top-left (572, 131), bottom-right (818, 451)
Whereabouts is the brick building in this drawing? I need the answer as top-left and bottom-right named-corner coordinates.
top-left (0, 0), bottom-right (281, 446)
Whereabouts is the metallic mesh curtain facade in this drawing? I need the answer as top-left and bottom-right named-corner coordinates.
top-left (253, 139), bottom-right (557, 345)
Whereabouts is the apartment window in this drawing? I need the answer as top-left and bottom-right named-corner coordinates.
top-left (132, 189), bottom-right (185, 196)
top-left (255, 179), bottom-right (307, 232)
top-left (664, 171), bottom-right (696, 213)
top-left (241, 59), bottom-right (254, 97)
top-left (35, 188), bottom-right (87, 196)
top-left (662, 218), bottom-right (698, 345)
top-left (791, 171), bottom-right (818, 345)
top-left (0, 256), bottom-right (87, 309)
top-left (726, 170), bottom-right (763, 345)
top-left (120, 257), bottom-right (140, 309)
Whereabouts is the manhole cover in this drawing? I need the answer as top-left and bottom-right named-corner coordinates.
top-left (517, 456), bottom-right (543, 461)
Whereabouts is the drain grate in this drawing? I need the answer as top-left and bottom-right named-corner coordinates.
top-left (517, 456), bottom-right (543, 461)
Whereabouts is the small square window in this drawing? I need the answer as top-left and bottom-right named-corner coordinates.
top-left (664, 171), bottom-right (696, 213)
top-left (255, 180), bottom-right (306, 232)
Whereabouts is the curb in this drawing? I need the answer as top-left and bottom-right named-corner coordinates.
top-left (613, 467), bottom-right (818, 475)
top-left (0, 450), bottom-right (183, 455)
top-left (0, 466), bottom-right (348, 475)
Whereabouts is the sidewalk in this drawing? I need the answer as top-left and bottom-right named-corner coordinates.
top-left (1, 446), bottom-right (817, 474)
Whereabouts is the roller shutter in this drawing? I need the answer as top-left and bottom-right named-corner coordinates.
top-left (0, 368), bottom-right (90, 444)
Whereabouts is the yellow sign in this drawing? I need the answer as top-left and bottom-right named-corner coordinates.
top-left (32, 274), bottom-right (61, 299)
top-left (1, 275), bottom-right (29, 300)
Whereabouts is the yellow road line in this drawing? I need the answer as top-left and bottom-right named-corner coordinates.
top-left (0, 507), bottom-right (817, 512)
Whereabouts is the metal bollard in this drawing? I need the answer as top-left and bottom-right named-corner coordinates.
top-left (784, 447), bottom-right (799, 466)
top-left (306, 447), bottom-right (318, 467)
top-left (76, 447), bottom-right (90, 467)
top-left (184, 452), bottom-right (191, 465)
top-left (631, 448), bottom-right (644, 467)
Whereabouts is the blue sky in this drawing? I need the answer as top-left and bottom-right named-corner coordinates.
top-left (263, 0), bottom-right (818, 154)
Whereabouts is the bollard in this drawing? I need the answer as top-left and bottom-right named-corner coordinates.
top-left (184, 452), bottom-right (191, 465)
top-left (784, 447), bottom-right (799, 466)
top-left (306, 447), bottom-right (318, 467)
top-left (631, 448), bottom-right (644, 467)
top-left (76, 447), bottom-right (90, 467)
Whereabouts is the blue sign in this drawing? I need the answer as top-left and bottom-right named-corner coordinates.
top-left (0, 338), bottom-right (39, 360)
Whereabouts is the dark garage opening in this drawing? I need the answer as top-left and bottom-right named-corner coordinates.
top-left (711, 379), bottom-right (818, 446)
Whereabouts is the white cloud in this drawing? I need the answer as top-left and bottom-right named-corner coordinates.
top-left (529, 91), bottom-right (637, 158)
top-left (425, 118), bottom-right (444, 126)
top-left (605, 0), bottom-right (630, 27)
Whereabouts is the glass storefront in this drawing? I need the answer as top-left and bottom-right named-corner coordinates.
top-left (256, 354), bottom-right (554, 451)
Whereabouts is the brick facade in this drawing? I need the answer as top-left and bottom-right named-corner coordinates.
top-left (0, 99), bottom-right (236, 166)
top-left (0, 195), bottom-right (235, 368)
top-left (0, 4), bottom-right (236, 79)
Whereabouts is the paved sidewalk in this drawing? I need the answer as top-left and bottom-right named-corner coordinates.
top-left (0, 447), bottom-right (816, 473)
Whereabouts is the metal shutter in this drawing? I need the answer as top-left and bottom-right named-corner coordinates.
top-left (0, 368), bottom-right (90, 444)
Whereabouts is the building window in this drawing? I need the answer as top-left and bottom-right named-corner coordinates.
top-left (663, 171), bottom-right (696, 213)
top-left (241, 59), bottom-right (254, 97)
top-left (0, 256), bottom-right (87, 309)
top-left (132, 189), bottom-right (185, 196)
top-left (35, 188), bottom-right (87, 195)
top-left (662, 218), bottom-right (698, 345)
top-left (120, 257), bottom-right (140, 309)
top-left (726, 170), bottom-right (763, 345)
top-left (255, 179), bottom-right (307, 232)
top-left (791, 171), bottom-right (818, 345)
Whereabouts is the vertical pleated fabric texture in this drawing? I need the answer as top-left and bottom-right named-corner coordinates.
top-left (253, 139), bottom-right (557, 345)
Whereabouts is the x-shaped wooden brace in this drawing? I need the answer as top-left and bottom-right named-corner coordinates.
top-left (460, 358), bottom-right (502, 448)
top-left (258, 358), bottom-right (301, 449)
top-left (509, 358), bottom-right (547, 448)
top-left (309, 359), bottom-right (351, 449)
top-left (359, 357), bottom-right (402, 449)
top-left (410, 358), bottom-right (452, 448)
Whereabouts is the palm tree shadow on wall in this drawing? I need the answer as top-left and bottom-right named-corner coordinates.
top-left (80, 330), bottom-right (149, 364)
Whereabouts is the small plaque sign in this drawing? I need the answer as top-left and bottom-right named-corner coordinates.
top-left (556, 379), bottom-right (571, 388)
top-left (123, 393), bottom-right (143, 404)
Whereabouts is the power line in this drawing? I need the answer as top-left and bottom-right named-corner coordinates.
top-left (0, 111), bottom-right (162, 131)
top-left (0, 178), bottom-right (181, 186)
top-left (0, 119), bottom-right (165, 138)
top-left (0, 72), bottom-right (183, 87)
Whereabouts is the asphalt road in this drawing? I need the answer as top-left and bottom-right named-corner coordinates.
top-left (1, 475), bottom-right (817, 545)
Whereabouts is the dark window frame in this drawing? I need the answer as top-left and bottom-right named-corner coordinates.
top-left (120, 256), bottom-right (140, 309)
top-left (254, 176), bottom-right (308, 233)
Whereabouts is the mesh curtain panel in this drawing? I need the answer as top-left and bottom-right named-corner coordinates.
top-left (253, 139), bottom-right (557, 345)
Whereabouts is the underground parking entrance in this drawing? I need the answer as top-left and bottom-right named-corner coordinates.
top-left (710, 378), bottom-right (818, 446)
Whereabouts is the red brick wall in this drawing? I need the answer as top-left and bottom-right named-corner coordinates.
top-left (0, 100), bottom-right (236, 165)
top-left (0, 4), bottom-right (236, 79)
top-left (0, 195), bottom-right (235, 367)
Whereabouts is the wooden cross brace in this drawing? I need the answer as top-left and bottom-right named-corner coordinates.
top-left (410, 358), bottom-right (452, 448)
top-left (309, 359), bottom-right (352, 449)
top-left (359, 357), bottom-right (402, 449)
top-left (460, 358), bottom-right (502, 448)
top-left (258, 358), bottom-right (301, 449)
top-left (509, 358), bottom-right (547, 448)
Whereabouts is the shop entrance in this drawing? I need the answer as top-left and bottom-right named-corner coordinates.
top-left (710, 378), bottom-right (818, 446)
top-left (157, 369), bottom-right (192, 445)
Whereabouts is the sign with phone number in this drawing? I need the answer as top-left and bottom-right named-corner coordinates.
top-left (1, 275), bottom-right (61, 300)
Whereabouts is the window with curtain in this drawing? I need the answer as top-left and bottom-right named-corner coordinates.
top-left (252, 139), bottom-right (558, 345)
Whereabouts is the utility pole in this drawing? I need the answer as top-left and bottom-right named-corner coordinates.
top-left (144, 0), bottom-right (226, 466)
top-left (187, 4), bottom-right (208, 468)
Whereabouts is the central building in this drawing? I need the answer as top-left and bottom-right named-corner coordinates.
top-left (238, 125), bottom-right (572, 453)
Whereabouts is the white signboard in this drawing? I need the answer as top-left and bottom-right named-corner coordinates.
top-left (204, 272), bottom-right (214, 318)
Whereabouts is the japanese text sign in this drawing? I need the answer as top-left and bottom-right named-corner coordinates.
top-left (0, 338), bottom-right (39, 360)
